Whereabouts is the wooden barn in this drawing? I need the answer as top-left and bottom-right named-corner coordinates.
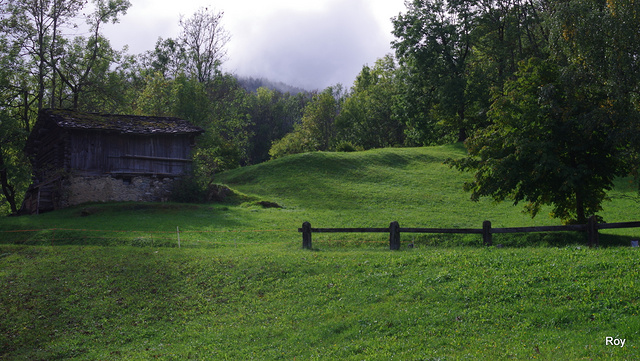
top-left (22, 109), bottom-right (204, 214)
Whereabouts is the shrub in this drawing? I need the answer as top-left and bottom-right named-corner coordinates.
top-left (269, 128), bottom-right (314, 159)
top-left (334, 141), bottom-right (357, 152)
top-left (170, 176), bottom-right (206, 203)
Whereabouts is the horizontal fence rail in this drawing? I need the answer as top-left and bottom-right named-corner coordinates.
top-left (598, 221), bottom-right (640, 230)
top-left (298, 217), bottom-right (640, 250)
top-left (309, 228), bottom-right (391, 233)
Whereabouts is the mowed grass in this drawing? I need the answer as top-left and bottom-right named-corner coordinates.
top-left (2, 144), bottom-right (638, 246)
top-left (2, 244), bottom-right (640, 360)
top-left (2, 144), bottom-right (640, 359)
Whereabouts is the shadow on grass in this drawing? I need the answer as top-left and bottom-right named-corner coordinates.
top-left (407, 232), bottom-right (640, 248)
top-left (0, 245), bottom-right (227, 359)
top-left (7, 234), bottom-right (224, 249)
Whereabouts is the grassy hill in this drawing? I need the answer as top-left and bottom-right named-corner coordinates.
top-left (2, 144), bottom-right (637, 247)
top-left (220, 144), bottom-right (638, 246)
top-left (1, 145), bottom-right (640, 359)
top-left (220, 143), bottom-right (638, 229)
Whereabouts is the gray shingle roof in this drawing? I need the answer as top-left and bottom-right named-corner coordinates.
top-left (43, 109), bottom-right (205, 135)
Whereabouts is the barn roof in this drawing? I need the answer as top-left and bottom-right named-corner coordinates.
top-left (39, 109), bottom-right (205, 135)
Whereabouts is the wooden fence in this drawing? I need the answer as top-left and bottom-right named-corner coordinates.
top-left (298, 216), bottom-right (640, 250)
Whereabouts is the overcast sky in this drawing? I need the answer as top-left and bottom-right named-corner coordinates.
top-left (100, 0), bottom-right (407, 90)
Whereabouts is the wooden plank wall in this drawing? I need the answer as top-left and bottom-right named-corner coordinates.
top-left (32, 128), bottom-right (66, 181)
top-left (68, 131), bottom-right (194, 176)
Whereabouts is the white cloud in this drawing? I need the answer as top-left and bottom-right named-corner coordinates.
top-left (101, 0), bottom-right (406, 90)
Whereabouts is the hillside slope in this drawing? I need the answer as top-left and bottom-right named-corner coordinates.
top-left (1, 145), bottom-right (636, 246)
top-left (218, 144), bottom-right (639, 237)
top-left (2, 147), bottom-right (640, 359)
top-left (219, 145), bottom-right (509, 230)
top-left (220, 145), bottom-right (465, 209)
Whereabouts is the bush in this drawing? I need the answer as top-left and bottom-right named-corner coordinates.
top-left (334, 141), bottom-right (357, 152)
top-left (170, 176), bottom-right (206, 203)
top-left (269, 129), bottom-right (314, 159)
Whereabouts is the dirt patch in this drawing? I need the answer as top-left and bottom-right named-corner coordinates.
top-left (207, 184), bottom-right (234, 202)
top-left (256, 201), bottom-right (282, 209)
top-left (79, 207), bottom-right (100, 217)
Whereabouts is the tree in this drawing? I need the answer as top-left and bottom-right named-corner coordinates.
top-left (136, 71), bottom-right (252, 173)
top-left (305, 87), bottom-right (341, 151)
top-left (0, 112), bottom-right (30, 214)
top-left (138, 7), bottom-right (230, 84)
top-left (392, 0), bottom-right (552, 145)
top-left (269, 86), bottom-right (342, 159)
top-left (140, 37), bottom-right (186, 79)
top-left (135, 72), bottom-right (175, 116)
top-left (336, 55), bottom-right (405, 149)
top-left (84, 51), bottom-right (141, 114)
top-left (472, 0), bottom-right (550, 87)
top-left (179, 7), bottom-right (230, 83)
top-left (46, 0), bottom-right (86, 109)
top-left (54, 0), bottom-right (131, 110)
top-left (267, 124), bottom-right (315, 160)
top-left (246, 87), bottom-right (309, 163)
top-left (392, 0), bottom-right (477, 143)
top-left (449, 58), bottom-right (637, 223)
top-left (133, 9), bottom-right (249, 192)
top-left (550, 0), bottom-right (640, 111)
top-left (3, 0), bottom-right (131, 112)
top-left (0, 0), bottom-right (133, 214)
top-left (0, 29), bottom-right (31, 214)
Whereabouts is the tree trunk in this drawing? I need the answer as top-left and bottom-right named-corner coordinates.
top-left (457, 106), bottom-right (467, 142)
top-left (22, 90), bottom-right (31, 133)
top-left (50, 1), bottom-right (59, 109)
top-left (457, 127), bottom-right (467, 142)
top-left (37, 45), bottom-right (46, 111)
top-left (0, 151), bottom-right (18, 214)
top-left (72, 88), bottom-right (79, 110)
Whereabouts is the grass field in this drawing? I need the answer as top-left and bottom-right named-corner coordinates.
top-left (1, 145), bottom-right (640, 359)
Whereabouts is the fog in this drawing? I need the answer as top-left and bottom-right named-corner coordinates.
top-left (101, 0), bottom-right (405, 90)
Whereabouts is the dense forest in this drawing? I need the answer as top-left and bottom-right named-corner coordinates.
top-left (0, 0), bottom-right (638, 223)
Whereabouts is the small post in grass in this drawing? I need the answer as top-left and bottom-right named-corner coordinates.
top-left (483, 220), bottom-right (492, 246)
top-left (302, 222), bottom-right (312, 249)
top-left (177, 226), bottom-right (180, 248)
top-left (389, 221), bottom-right (400, 250)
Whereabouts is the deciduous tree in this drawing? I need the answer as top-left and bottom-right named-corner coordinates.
top-left (54, 0), bottom-right (131, 110)
top-left (449, 57), bottom-right (637, 223)
top-left (247, 87), bottom-right (309, 163)
top-left (392, 0), bottom-right (476, 143)
top-left (179, 7), bottom-right (230, 84)
top-left (269, 86), bottom-right (341, 159)
top-left (336, 55), bottom-right (405, 150)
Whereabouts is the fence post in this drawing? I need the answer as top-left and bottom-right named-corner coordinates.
top-left (587, 216), bottom-right (599, 248)
top-left (483, 220), bottom-right (492, 246)
top-left (389, 221), bottom-right (401, 250)
top-left (302, 222), bottom-right (312, 249)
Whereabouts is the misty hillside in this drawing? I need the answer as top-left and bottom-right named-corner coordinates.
top-left (236, 76), bottom-right (310, 94)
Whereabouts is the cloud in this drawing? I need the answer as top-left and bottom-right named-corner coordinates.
top-left (99, 0), bottom-right (404, 90)
top-left (226, 0), bottom-right (391, 90)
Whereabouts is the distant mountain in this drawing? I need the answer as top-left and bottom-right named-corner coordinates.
top-left (236, 76), bottom-right (309, 95)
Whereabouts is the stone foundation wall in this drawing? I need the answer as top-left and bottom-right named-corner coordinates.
top-left (64, 176), bottom-right (175, 207)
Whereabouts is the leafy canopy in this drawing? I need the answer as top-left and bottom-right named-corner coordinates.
top-left (449, 58), bottom-right (636, 223)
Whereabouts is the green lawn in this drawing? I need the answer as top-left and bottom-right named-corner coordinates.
top-left (1, 145), bottom-right (639, 359)
top-left (3, 145), bottom-right (637, 247)
top-left (2, 245), bottom-right (639, 360)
